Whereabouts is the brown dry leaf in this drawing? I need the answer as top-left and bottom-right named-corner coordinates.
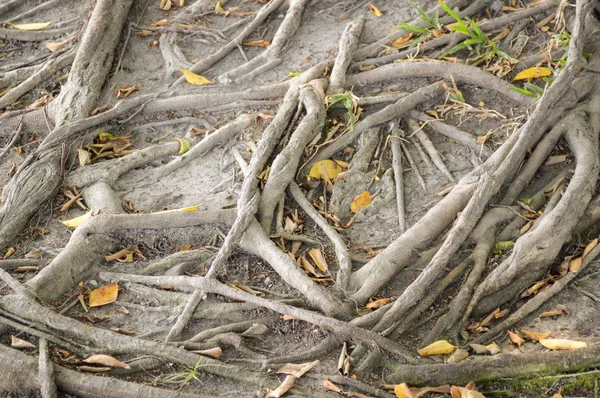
top-left (569, 256), bottom-right (582, 273)
top-left (469, 343), bottom-right (489, 355)
top-left (486, 342), bottom-right (501, 355)
top-left (391, 33), bottom-right (413, 48)
top-left (110, 328), bottom-right (136, 335)
top-left (266, 375), bottom-right (296, 397)
top-left (322, 379), bottom-right (343, 393)
top-left (116, 305), bottom-right (129, 314)
top-left (88, 283), bottom-right (119, 308)
top-left (521, 280), bottom-right (550, 297)
top-left (508, 331), bottom-right (525, 348)
top-left (79, 366), bottom-right (111, 372)
top-left (300, 255), bottom-right (318, 276)
top-left (365, 298), bottom-right (391, 309)
top-left (78, 293), bottom-right (89, 313)
top-left (368, 3), bottom-right (383, 17)
top-left (539, 338), bottom-right (587, 351)
top-left (11, 335), bottom-right (36, 349)
top-left (540, 308), bottom-right (566, 318)
top-left (282, 314), bottom-right (295, 321)
top-left (114, 84), bottom-right (140, 99)
top-left (447, 348), bottom-right (469, 363)
top-left (229, 282), bottom-right (263, 296)
top-left (151, 19), bottom-right (169, 27)
top-left (177, 243), bottom-right (192, 252)
top-left (521, 330), bottom-right (552, 341)
top-left (583, 238), bottom-right (598, 258)
top-left (45, 37), bottom-right (74, 52)
top-left (418, 340), bottom-right (457, 357)
top-left (450, 385), bottom-right (485, 398)
top-left (277, 360), bottom-right (319, 378)
top-left (308, 248), bottom-right (328, 273)
top-left (350, 191), bottom-right (372, 213)
top-left (83, 354), bottom-right (131, 369)
top-left (135, 29), bottom-right (153, 37)
top-left (191, 347), bottom-right (223, 358)
top-left (284, 217), bottom-right (298, 233)
top-left (3, 247), bottom-right (15, 259)
top-left (160, 0), bottom-right (172, 10)
top-left (494, 309), bottom-right (508, 319)
top-left (242, 40), bottom-right (271, 47)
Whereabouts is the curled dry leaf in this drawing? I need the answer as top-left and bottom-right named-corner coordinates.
top-left (308, 248), bottom-right (328, 273)
top-left (539, 308), bottom-right (566, 318)
top-left (365, 298), bottom-right (391, 309)
top-left (191, 347), bottom-right (223, 359)
top-left (160, 0), bottom-right (172, 10)
top-left (368, 3), bottom-right (383, 17)
top-left (78, 149), bottom-right (92, 166)
top-left (88, 283), bottom-right (119, 308)
top-left (174, 137), bottom-right (191, 155)
top-left (59, 210), bottom-right (92, 228)
top-left (266, 375), bottom-right (296, 398)
top-left (450, 385), bottom-right (485, 398)
top-left (418, 340), bottom-right (457, 357)
top-left (45, 37), bottom-right (74, 52)
top-left (447, 348), bottom-right (469, 363)
top-left (508, 331), bottom-right (525, 348)
top-left (151, 19), bottom-right (169, 27)
top-left (277, 360), bottom-right (319, 378)
top-left (539, 338), bottom-right (587, 351)
top-left (180, 66), bottom-right (213, 85)
top-left (583, 238), bottom-right (598, 258)
top-left (11, 335), bottom-right (36, 349)
top-left (83, 354), bottom-right (131, 369)
top-left (350, 191), bottom-right (372, 213)
top-left (521, 330), bottom-right (552, 341)
top-left (322, 379), bottom-right (343, 393)
top-left (3, 247), bottom-right (15, 259)
top-left (242, 40), bottom-right (271, 47)
top-left (79, 366), bottom-right (112, 372)
top-left (114, 84), bottom-right (140, 99)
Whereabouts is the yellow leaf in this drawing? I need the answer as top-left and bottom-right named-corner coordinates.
top-left (391, 33), bottom-right (413, 48)
top-left (350, 191), bottom-right (372, 213)
top-left (394, 383), bottom-right (414, 398)
top-left (83, 354), bottom-right (130, 369)
top-left (174, 137), bottom-right (191, 155)
top-left (583, 238), bottom-right (598, 258)
top-left (450, 385), bottom-right (485, 398)
top-left (59, 210), bottom-right (93, 228)
top-left (88, 283), bottom-right (119, 308)
top-left (418, 340), bottom-right (457, 356)
top-left (45, 37), bottom-right (74, 52)
top-left (9, 22), bottom-right (52, 31)
top-left (308, 159), bottom-right (343, 180)
top-left (182, 204), bottom-right (200, 211)
top-left (521, 330), bottom-right (552, 341)
top-left (539, 338), bottom-right (587, 350)
top-left (180, 66), bottom-right (213, 85)
top-left (513, 67), bottom-right (552, 81)
top-left (78, 149), bottom-right (91, 166)
top-left (569, 256), bottom-right (582, 273)
top-left (368, 3), bottom-right (383, 17)
top-left (308, 248), bottom-right (328, 273)
top-left (3, 247), bottom-right (15, 259)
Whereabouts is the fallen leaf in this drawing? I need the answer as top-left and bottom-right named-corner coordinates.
top-left (3, 247), bottom-right (15, 259)
top-left (539, 338), bottom-right (587, 351)
top-left (391, 33), bottom-right (413, 48)
top-left (177, 243), bottom-right (192, 252)
top-left (469, 343), bottom-right (489, 355)
top-left (9, 22), bottom-right (52, 31)
top-left (450, 385), bottom-right (485, 398)
top-left (418, 340), bottom-right (457, 357)
top-left (486, 342), bottom-right (501, 355)
top-left (83, 354), bottom-right (131, 369)
top-left (394, 383), bottom-right (414, 398)
top-left (350, 191), bottom-right (372, 213)
top-left (174, 137), bottom-right (191, 155)
top-left (79, 366), bottom-right (112, 372)
top-left (551, 387), bottom-right (563, 398)
top-left (59, 210), bottom-right (92, 228)
top-left (368, 3), bottom-right (383, 17)
top-left (11, 335), bottom-right (35, 349)
top-left (365, 298), bottom-right (391, 309)
top-left (513, 67), bottom-right (552, 81)
top-left (242, 40), bottom-right (271, 47)
top-left (540, 308), bottom-right (566, 318)
top-left (277, 360), bottom-right (319, 378)
top-left (45, 37), bottom-right (74, 52)
top-left (583, 238), bottom-right (598, 258)
top-left (521, 330), bottom-right (552, 341)
top-left (282, 314), bottom-right (295, 320)
top-left (544, 154), bottom-right (568, 166)
top-left (266, 375), bottom-right (295, 397)
top-left (308, 248), bottom-right (328, 273)
top-left (447, 348), bottom-right (469, 363)
top-left (160, 0), bottom-right (172, 10)
top-left (78, 293), bottom-right (88, 313)
top-left (135, 29), bottom-right (153, 37)
top-left (110, 328), bottom-right (136, 335)
top-left (151, 19), bottom-right (169, 27)
top-left (569, 256), bottom-right (582, 273)
top-left (114, 84), bottom-right (139, 99)
top-left (180, 66), bottom-right (213, 85)
top-left (308, 159), bottom-right (343, 180)
top-left (116, 305), bottom-right (130, 314)
top-left (191, 347), bottom-right (223, 358)
top-left (508, 331), bottom-right (525, 348)
top-left (78, 149), bottom-right (92, 166)
top-left (24, 250), bottom-right (42, 259)
top-left (88, 283), bottom-right (119, 308)
top-left (322, 379), bottom-right (343, 393)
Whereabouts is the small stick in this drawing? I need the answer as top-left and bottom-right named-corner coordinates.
top-left (408, 118), bottom-right (455, 182)
top-left (410, 136), bottom-right (434, 170)
top-left (389, 122), bottom-right (406, 233)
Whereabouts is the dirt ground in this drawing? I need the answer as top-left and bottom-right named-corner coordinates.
top-left (1, 0), bottom-right (600, 397)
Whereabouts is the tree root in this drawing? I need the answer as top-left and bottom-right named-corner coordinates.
top-left (408, 118), bottom-right (455, 182)
top-left (328, 15), bottom-right (365, 95)
top-left (389, 123), bottom-right (406, 233)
